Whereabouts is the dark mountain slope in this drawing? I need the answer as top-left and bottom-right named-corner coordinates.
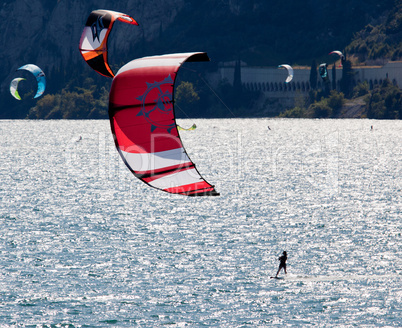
top-left (0, 0), bottom-right (399, 118)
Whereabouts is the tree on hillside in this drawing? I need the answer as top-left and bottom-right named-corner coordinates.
top-left (175, 81), bottom-right (200, 117)
top-left (233, 59), bottom-right (242, 95)
top-left (345, 3), bottom-right (402, 62)
top-left (332, 64), bottom-right (337, 90)
top-left (367, 79), bottom-right (402, 119)
top-left (309, 60), bottom-right (318, 90)
top-left (340, 60), bottom-right (354, 97)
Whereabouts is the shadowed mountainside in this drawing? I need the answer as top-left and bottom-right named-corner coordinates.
top-left (1, 0), bottom-right (400, 118)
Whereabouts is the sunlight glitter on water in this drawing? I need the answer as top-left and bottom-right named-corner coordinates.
top-left (0, 119), bottom-right (401, 327)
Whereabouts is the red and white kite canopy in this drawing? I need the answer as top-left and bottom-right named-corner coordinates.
top-left (109, 52), bottom-right (219, 196)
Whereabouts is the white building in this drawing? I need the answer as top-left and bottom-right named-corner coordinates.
top-left (215, 61), bottom-right (402, 106)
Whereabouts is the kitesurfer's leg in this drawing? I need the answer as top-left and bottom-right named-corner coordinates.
top-left (275, 265), bottom-right (282, 277)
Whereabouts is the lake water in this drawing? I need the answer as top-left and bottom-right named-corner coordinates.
top-left (0, 119), bottom-right (401, 327)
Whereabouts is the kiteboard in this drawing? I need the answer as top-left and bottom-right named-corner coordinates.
top-left (270, 276), bottom-right (284, 280)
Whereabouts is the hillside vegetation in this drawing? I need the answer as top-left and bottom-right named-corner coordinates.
top-left (1, 0), bottom-right (401, 119)
top-left (345, 2), bottom-right (402, 63)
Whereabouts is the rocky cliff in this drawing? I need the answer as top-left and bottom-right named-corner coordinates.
top-left (0, 0), bottom-right (184, 93)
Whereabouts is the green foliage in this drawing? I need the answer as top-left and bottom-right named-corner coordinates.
top-left (279, 92), bottom-right (308, 118)
top-left (345, 2), bottom-right (402, 61)
top-left (367, 79), bottom-right (402, 119)
top-left (309, 60), bottom-right (318, 90)
top-left (309, 101), bottom-right (333, 118)
top-left (331, 65), bottom-right (337, 91)
top-left (279, 106), bottom-right (306, 118)
top-left (340, 60), bottom-right (354, 98)
top-left (327, 90), bottom-right (345, 114)
top-left (353, 81), bottom-right (370, 97)
top-left (285, 90), bottom-right (345, 118)
top-left (28, 82), bottom-right (108, 119)
top-left (29, 94), bottom-right (59, 119)
top-left (176, 81), bottom-right (200, 106)
top-left (233, 60), bottom-right (242, 93)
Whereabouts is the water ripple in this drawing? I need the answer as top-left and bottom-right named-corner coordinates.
top-left (0, 119), bottom-right (400, 327)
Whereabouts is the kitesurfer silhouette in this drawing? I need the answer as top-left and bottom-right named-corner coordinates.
top-left (276, 251), bottom-right (287, 277)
